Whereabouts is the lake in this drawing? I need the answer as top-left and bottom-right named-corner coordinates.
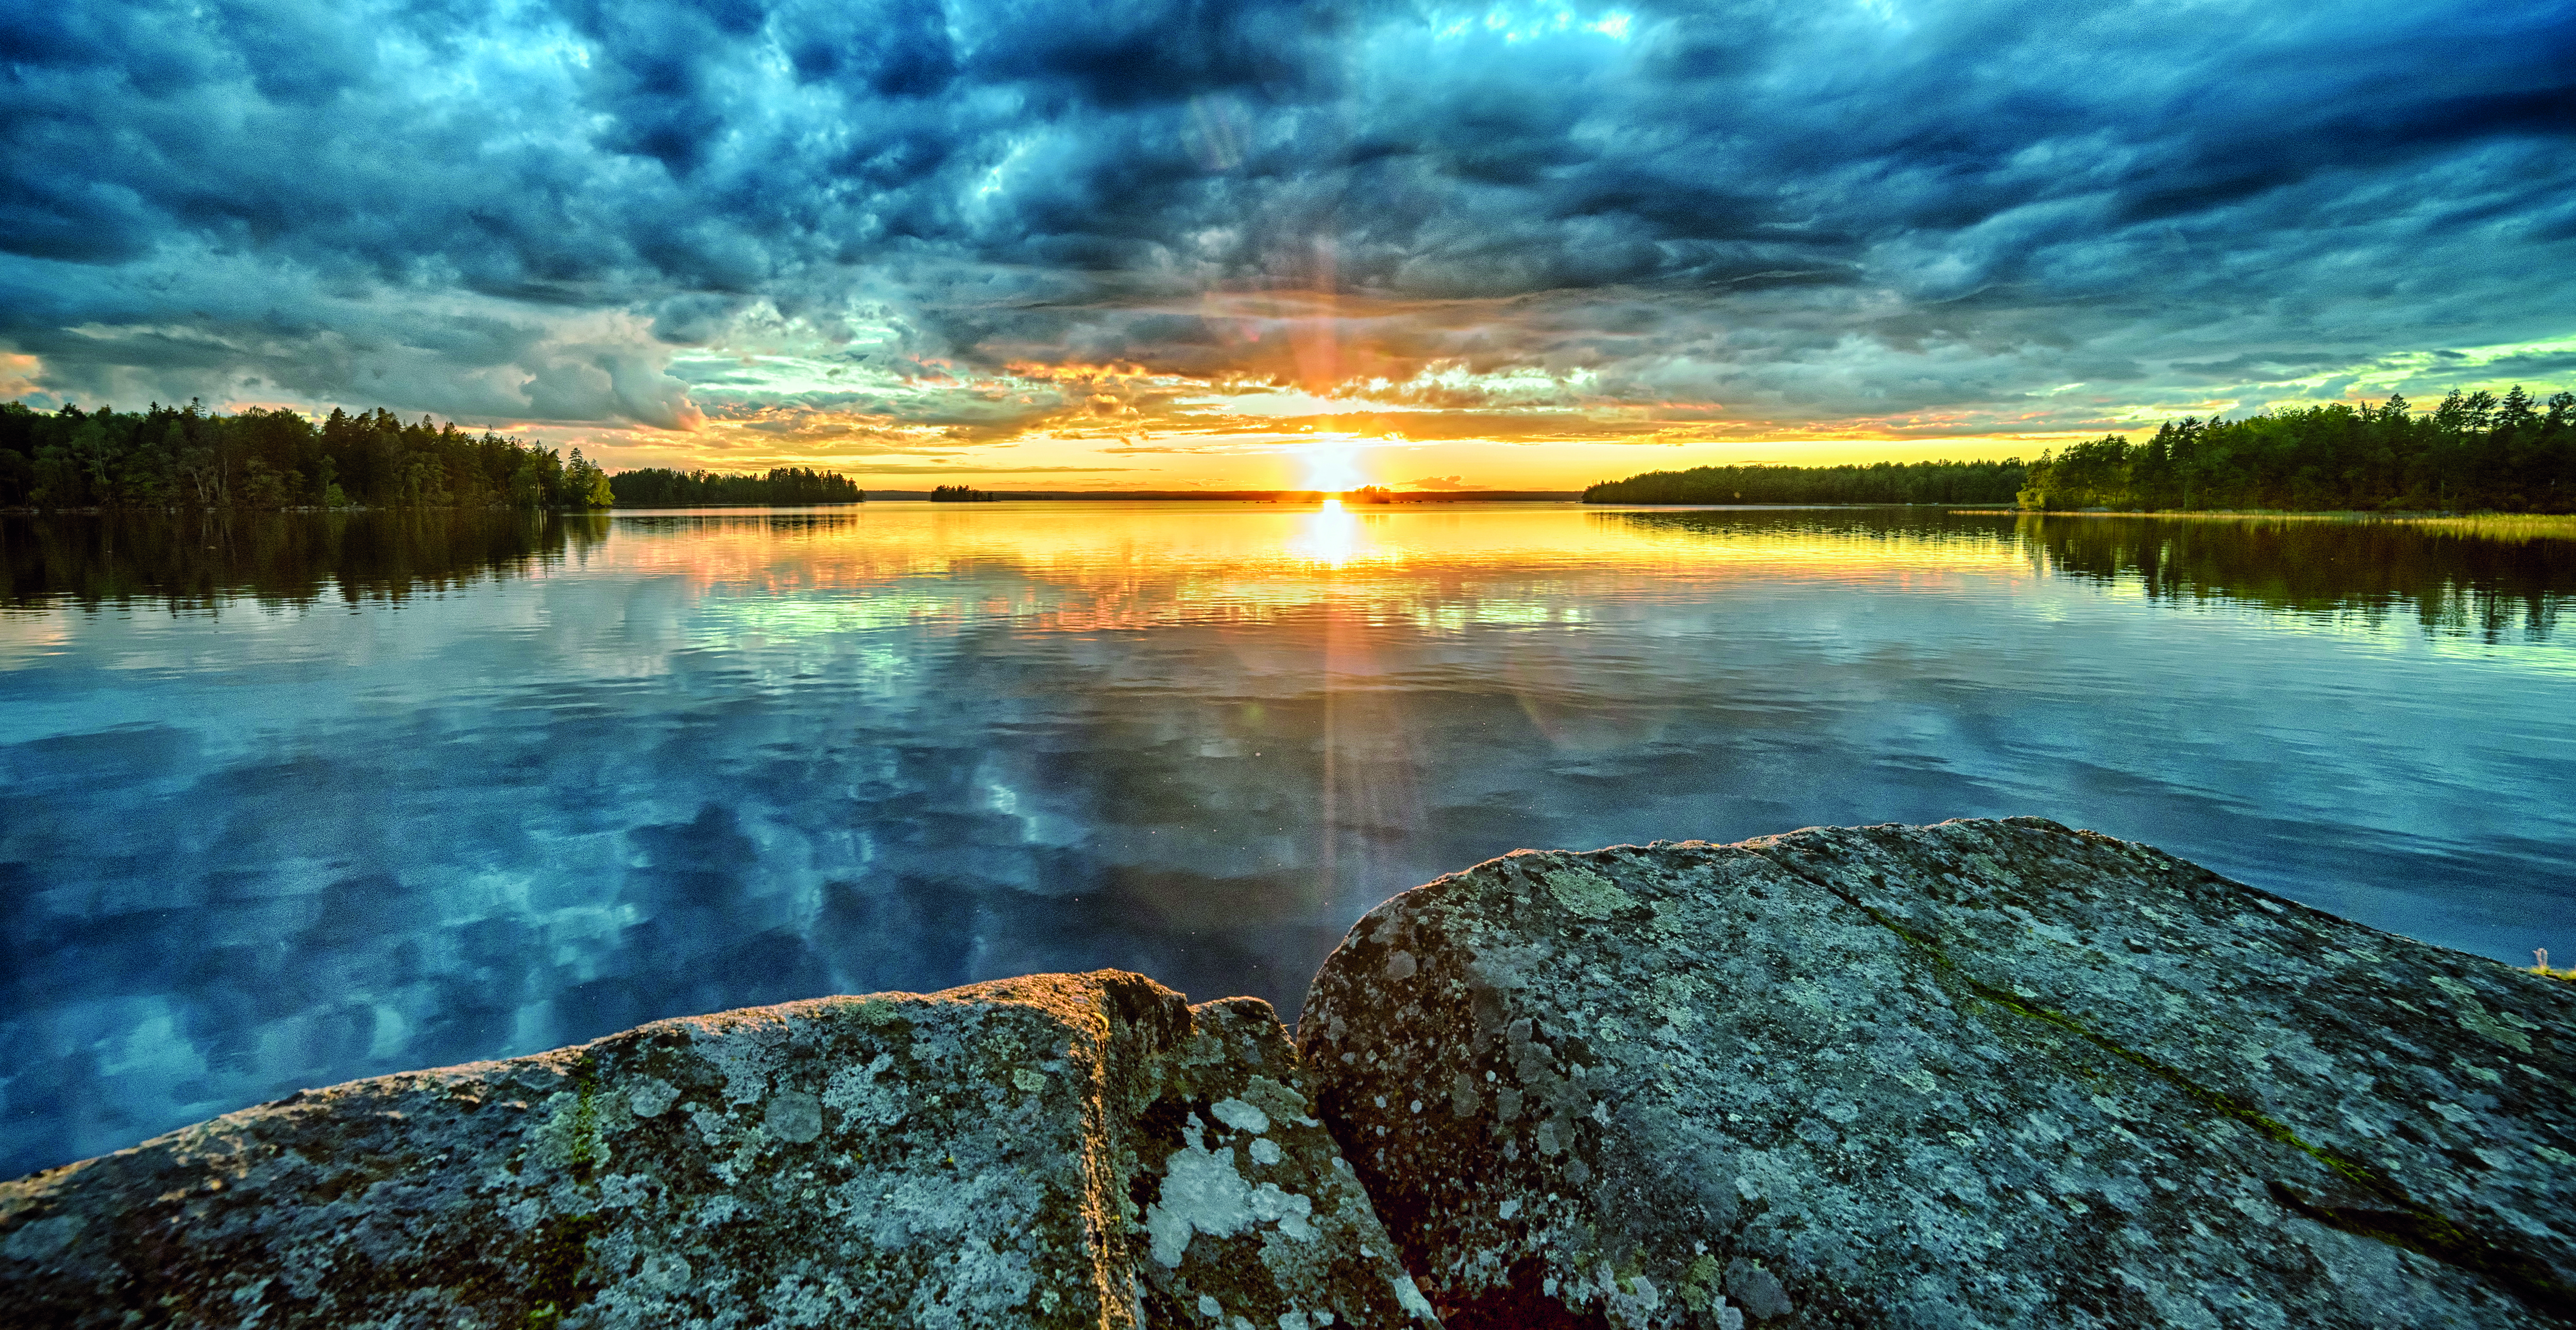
top-left (4, 502), bottom-right (2572, 1177)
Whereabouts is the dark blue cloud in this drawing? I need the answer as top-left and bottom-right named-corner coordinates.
top-left (3, 0), bottom-right (2572, 432)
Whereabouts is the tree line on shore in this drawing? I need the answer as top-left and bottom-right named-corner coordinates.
top-left (607, 467), bottom-right (862, 506)
top-left (1, 401), bottom-right (866, 510)
top-left (2016, 388), bottom-right (2575, 512)
top-left (0, 401), bottom-right (614, 509)
top-left (1583, 459), bottom-right (2028, 505)
top-left (1583, 386), bottom-right (2576, 513)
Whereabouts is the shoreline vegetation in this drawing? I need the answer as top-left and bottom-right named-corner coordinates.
top-left (607, 467), bottom-right (861, 507)
top-left (1586, 387), bottom-right (2574, 517)
top-left (0, 400), bottom-right (870, 512)
top-left (2, 401), bottom-right (615, 510)
top-left (2014, 388), bottom-right (2573, 513)
top-left (1583, 458), bottom-right (2028, 506)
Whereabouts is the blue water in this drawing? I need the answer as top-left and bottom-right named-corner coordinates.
top-left (4, 503), bottom-right (2572, 1176)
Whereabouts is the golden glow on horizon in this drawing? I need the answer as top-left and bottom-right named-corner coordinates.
top-left (529, 425), bottom-right (2077, 493)
top-left (121, 316), bottom-right (2573, 492)
top-left (490, 310), bottom-right (2114, 487)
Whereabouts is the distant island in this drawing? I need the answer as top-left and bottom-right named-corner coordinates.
top-left (1583, 387), bottom-right (2573, 513)
top-left (928, 484), bottom-right (998, 502)
top-left (608, 467), bottom-right (861, 507)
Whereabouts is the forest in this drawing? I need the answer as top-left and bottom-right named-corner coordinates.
top-left (1583, 459), bottom-right (2028, 505)
top-left (0, 400), bottom-right (880, 510)
top-left (0, 401), bottom-right (612, 509)
top-left (2015, 388), bottom-right (2575, 512)
top-left (606, 467), bottom-right (862, 506)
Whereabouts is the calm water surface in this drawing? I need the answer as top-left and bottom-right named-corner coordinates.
top-left (4, 502), bottom-right (2572, 1175)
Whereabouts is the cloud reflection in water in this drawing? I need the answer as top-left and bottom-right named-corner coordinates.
top-left (1, 503), bottom-right (2571, 1177)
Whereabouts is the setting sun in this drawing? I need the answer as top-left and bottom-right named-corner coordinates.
top-left (1299, 439), bottom-right (1369, 493)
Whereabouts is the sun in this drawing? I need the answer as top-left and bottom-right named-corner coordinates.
top-left (1297, 438), bottom-right (1368, 493)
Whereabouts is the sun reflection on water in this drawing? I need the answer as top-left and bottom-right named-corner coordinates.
top-left (1297, 499), bottom-right (1361, 567)
top-left (617, 503), bottom-right (2039, 638)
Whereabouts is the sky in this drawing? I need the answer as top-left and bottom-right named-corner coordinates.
top-left (4, 0), bottom-right (2573, 491)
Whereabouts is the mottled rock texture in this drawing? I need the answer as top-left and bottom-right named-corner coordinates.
top-left (1300, 817), bottom-right (2576, 1329)
top-left (1, 970), bottom-right (1434, 1329)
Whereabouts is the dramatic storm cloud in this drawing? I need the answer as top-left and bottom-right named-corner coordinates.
top-left (5, 0), bottom-right (2572, 483)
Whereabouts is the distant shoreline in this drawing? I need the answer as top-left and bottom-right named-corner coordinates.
top-left (859, 490), bottom-right (1586, 502)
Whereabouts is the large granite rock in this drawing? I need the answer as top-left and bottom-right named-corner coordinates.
top-left (1, 970), bottom-right (1436, 1329)
top-left (1299, 817), bottom-right (2576, 1328)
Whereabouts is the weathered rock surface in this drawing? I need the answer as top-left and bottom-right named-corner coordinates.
top-left (1, 970), bottom-right (1435, 1329)
top-left (1300, 817), bottom-right (2576, 1328)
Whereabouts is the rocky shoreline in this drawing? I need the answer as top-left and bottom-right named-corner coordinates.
top-left (7, 818), bottom-right (2571, 1327)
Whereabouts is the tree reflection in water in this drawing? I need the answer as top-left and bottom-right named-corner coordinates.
top-left (1615, 508), bottom-right (2572, 642)
top-left (2, 510), bottom-right (612, 612)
